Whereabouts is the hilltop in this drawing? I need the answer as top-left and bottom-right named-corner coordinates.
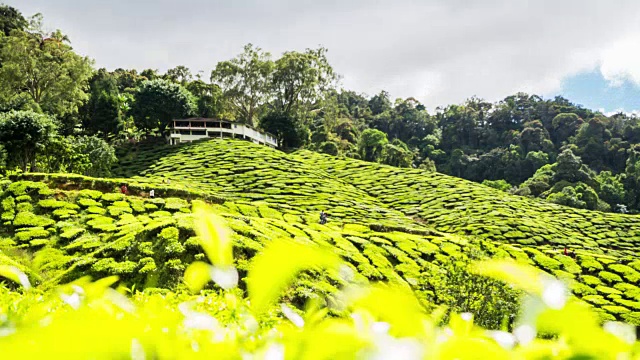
top-left (1, 139), bottom-right (639, 325)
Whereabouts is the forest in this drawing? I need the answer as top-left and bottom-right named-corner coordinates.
top-left (0, 4), bottom-right (639, 217)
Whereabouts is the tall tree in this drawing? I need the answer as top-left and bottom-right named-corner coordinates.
top-left (270, 47), bottom-right (337, 120)
top-left (358, 129), bottom-right (388, 162)
top-left (211, 44), bottom-right (273, 126)
top-left (130, 79), bottom-right (196, 134)
top-left (80, 69), bottom-right (123, 137)
top-left (0, 110), bottom-right (57, 171)
top-left (0, 16), bottom-right (93, 119)
top-left (164, 65), bottom-right (192, 86)
top-left (0, 4), bottom-right (27, 36)
top-left (185, 80), bottom-right (226, 118)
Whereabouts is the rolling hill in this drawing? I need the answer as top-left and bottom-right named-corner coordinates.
top-left (1, 138), bottom-right (639, 325)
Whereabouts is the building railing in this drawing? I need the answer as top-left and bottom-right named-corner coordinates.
top-left (168, 118), bottom-right (278, 147)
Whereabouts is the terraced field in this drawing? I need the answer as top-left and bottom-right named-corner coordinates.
top-left (1, 138), bottom-right (639, 325)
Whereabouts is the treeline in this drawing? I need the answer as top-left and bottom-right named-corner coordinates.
top-left (1, 5), bottom-right (639, 213)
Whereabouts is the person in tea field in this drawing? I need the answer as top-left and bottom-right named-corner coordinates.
top-left (319, 211), bottom-right (328, 224)
top-left (120, 184), bottom-right (128, 195)
top-left (150, 189), bottom-right (155, 199)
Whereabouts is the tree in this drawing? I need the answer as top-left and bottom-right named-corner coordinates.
top-left (73, 135), bottom-right (117, 176)
top-left (37, 135), bottom-right (116, 176)
top-left (80, 69), bottom-right (123, 137)
top-left (382, 139), bottom-right (413, 168)
top-left (0, 4), bottom-right (27, 36)
top-left (574, 117), bottom-right (612, 171)
top-left (186, 80), bottom-right (226, 118)
top-left (551, 113), bottom-right (583, 145)
top-left (0, 18), bottom-right (93, 119)
top-left (164, 65), bottom-right (192, 86)
top-left (319, 141), bottom-right (339, 156)
top-left (270, 47), bottom-right (337, 120)
top-left (553, 148), bottom-right (595, 185)
top-left (368, 90), bottom-right (392, 116)
top-left (211, 44), bottom-right (273, 125)
top-left (546, 186), bottom-right (586, 209)
top-left (519, 120), bottom-right (553, 154)
top-left (0, 110), bottom-right (57, 171)
top-left (595, 171), bottom-right (625, 208)
top-left (624, 145), bottom-right (640, 210)
top-left (130, 79), bottom-right (196, 134)
top-left (260, 111), bottom-right (308, 148)
top-left (482, 179), bottom-right (511, 192)
top-left (358, 129), bottom-right (388, 162)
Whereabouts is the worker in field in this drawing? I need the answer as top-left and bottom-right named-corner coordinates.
top-left (320, 211), bottom-right (328, 224)
top-left (150, 189), bottom-right (155, 199)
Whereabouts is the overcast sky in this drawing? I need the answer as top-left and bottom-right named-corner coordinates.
top-left (10, 0), bottom-right (640, 112)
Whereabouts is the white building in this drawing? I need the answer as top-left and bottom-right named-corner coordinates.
top-left (167, 118), bottom-right (278, 148)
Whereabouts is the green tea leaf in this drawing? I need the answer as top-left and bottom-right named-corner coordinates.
top-left (247, 238), bottom-right (341, 314)
top-left (184, 261), bottom-right (213, 293)
top-left (193, 202), bottom-right (233, 267)
top-left (0, 265), bottom-right (31, 289)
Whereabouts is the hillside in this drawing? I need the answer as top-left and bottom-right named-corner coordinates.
top-left (1, 138), bottom-right (639, 325)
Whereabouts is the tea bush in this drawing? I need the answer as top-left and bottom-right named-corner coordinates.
top-left (0, 205), bottom-right (638, 359)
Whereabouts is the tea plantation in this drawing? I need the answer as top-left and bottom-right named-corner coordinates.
top-left (1, 138), bottom-right (640, 326)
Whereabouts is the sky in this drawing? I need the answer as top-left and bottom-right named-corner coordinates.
top-left (9, 0), bottom-right (640, 113)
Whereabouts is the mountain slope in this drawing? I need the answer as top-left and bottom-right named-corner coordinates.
top-left (0, 138), bottom-right (638, 324)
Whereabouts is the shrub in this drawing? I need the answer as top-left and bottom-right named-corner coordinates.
top-left (78, 198), bottom-right (101, 208)
top-left (571, 282), bottom-right (597, 296)
top-left (13, 212), bottom-right (54, 228)
top-left (14, 195), bottom-right (31, 203)
top-left (580, 275), bottom-right (602, 287)
top-left (15, 228), bottom-right (50, 242)
top-left (6, 181), bottom-right (50, 197)
top-left (87, 216), bottom-right (117, 232)
top-left (60, 228), bottom-right (85, 241)
top-left (556, 255), bottom-right (581, 274)
top-left (532, 253), bottom-right (561, 271)
top-left (150, 211), bottom-right (172, 219)
top-left (139, 257), bottom-right (157, 274)
top-left (86, 206), bottom-right (107, 215)
top-left (582, 295), bottom-right (610, 306)
top-left (1, 196), bottom-right (15, 212)
top-left (16, 202), bottom-right (33, 213)
top-left (602, 305), bottom-right (630, 315)
top-left (52, 209), bottom-right (77, 220)
top-left (38, 199), bottom-right (79, 210)
top-left (78, 189), bottom-right (103, 199)
top-left (599, 271), bottom-right (623, 284)
top-left (101, 193), bottom-right (125, 202)
top-left (595, 285), bottom-right (622, 295)
top-left (579, 256), bottom-right (604, 272)
top-left (164, 197), bottom-right (189, 211)
top-left (608, 264), bottom-right (640, 283)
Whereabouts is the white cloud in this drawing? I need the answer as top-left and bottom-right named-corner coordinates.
top-left (9, 0), bottom-right (640, 109)
top-left (599, 33), bottom-right (640, 87)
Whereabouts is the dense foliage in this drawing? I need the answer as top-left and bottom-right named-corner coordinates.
top-left (1, 3), bottom-right (639, 357)
top-left (0, 5), bottom-right (640, 213)
top-left (0, 202), bottom-right (638, 359)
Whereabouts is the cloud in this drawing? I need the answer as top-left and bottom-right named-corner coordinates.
top-left (8, 0), bottom-right (640, 109)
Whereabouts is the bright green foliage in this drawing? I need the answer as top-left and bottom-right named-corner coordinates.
top-left (0, 219), bottom-right (639, 358)
top-left (13, 211), bottom-right (54, 228)
top-left (130, 79), bottom-right (196, 134)
top-left (1, 134), bottom-right (640, 340)
top-left (0, 111), bottom-right (57, 171)
top-left (0, 21), bottom-right (93, 119)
